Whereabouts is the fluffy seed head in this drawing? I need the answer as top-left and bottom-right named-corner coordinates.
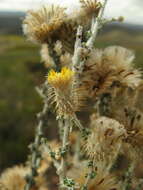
top-left (81, 46), bottom-right (142, 98)
top-left (89, 162), bottom-right (120, 190)
top-left (85, 116), bottom-right (126, 167)
top-left (103, 46), bottom-right (142, 88)
top-left (23, 5), bottom-right (66, 44)
top-left (81, 49), bottom-right (116, 97)
top-left (80, 0), bottom-right (101, 18)
top-left (67, 162), bottom-right (119, 190)
top-left (71, 0), bottom-right (101, 27)
top-left (0, 165), bottom-right (48, 190)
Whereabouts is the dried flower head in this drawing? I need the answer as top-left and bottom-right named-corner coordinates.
top-left (81, 46), bottom-right (142, 98)
top-left (67, 161), bottom-right (119, 190)
top-left (47, 67), bottom-right (85, 117)
top-left (70, 0), bottom-right (101, 28)
top-left (103, 46), bottom-right (135, 69)
top-left (23, 2), bottom-right (101, 53)
top-left (103, 46), bottom-right (142, 88)
top-left (58, 22), bottom-right (77, 53)
top-left (107, 86), bottom-right (143, 157)
top-left (81, 49), bottom-right (116, 97)
top-left (0, 166), bottom-right (48, 190)
top-left (85, 116), bottom-right (126, 167)
top-left (80, 0), bottom-right (101, 18)
top-left (125, 113), bottom-right (143, 154)
top-left (89, 162), bottom-right (120, 190)
top-left (23, 5), bottom-right (79, 53)
top-left (109, 87), bottom-right (140, 121)
top-left (23, 5), bottom-right (66, 44)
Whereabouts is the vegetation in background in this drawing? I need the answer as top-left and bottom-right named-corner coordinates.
top-left (0, 28), bottom-right (142, 171)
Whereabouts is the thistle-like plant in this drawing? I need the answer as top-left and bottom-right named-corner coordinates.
top-left (0, 1), bottom-right (143, 190)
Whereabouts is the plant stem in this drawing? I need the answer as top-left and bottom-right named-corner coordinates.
top-left (86, 0), bottom-right (108, 49)
top-left (72, 114), bottom-right (84, 131)
top-left (25, 124), bottom-right (43, 190)
top-left (58, 117), bottom-right (71, 189)
top-left (43, 142), bottom-right (60, 169)
top-left (72, 26), bottom-right (83, 75)
top-left (58, 118), bottom-right (64, 141)
top-left (24, 84), bottom-right (49, 190)
top-left (48, 44), bottom-right (61, 71)
top-left (82, 168), bottom-right (94, 190)
top-left (123, 165), bottom-right (134, 190)
top-left (73, 132), bottom-right (81, 165)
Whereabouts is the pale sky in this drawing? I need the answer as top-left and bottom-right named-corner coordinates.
top-left (0, 0), bottom-right (143, 25)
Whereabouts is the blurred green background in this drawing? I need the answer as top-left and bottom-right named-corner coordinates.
top-left (0, 12), bottom-right (143, 171)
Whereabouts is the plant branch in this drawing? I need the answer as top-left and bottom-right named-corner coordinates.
top-left (41, 140), bottom-right (60, 169)
top-left (72, 25), bottom-right (83, 75)
top-left (24, 84), bottom-right (49, 190)
top-left (73, 132), bottom-right (81, 165)
top-left (82, 168), bottom-right (95, 190)
top-left (86, 0), bottom-right (108, 49)
top-left (48, 44), bottom-right (61, 71)
top-left (58, 117), bottom-right (71, 188)
top-left (72, 114), bottom-right (84, 131)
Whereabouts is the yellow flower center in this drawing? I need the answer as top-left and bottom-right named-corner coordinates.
top-left (47, 67), bottom-right (74, 89)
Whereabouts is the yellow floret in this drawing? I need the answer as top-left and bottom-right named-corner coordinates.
top-left (47, 67), bottom-right (74, 89)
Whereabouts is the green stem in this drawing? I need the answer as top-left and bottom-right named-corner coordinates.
top-left (24, 85), bottom-right (49, 190)
top-left (58, 117), bottom-right (71, 189)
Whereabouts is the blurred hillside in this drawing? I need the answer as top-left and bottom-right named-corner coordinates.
top-left (0, 13), bottom-right (143, 171)
top-left (0, 11), bottom-right (25, 34)
top-left (0, 11), bottom-right (143, 35)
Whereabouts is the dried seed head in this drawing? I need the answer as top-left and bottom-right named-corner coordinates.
top-left (23, 2), bottom-right (101, 53)
top-left (0, 166), bottom-right (48, 190)
top-left (23, 5), bottom-right (67, 44)
top-left (81, 46), bottom-right (142, 98)
top-left (103, 46), bottom-right (142, 88)
top-left (71, 0), bottom-right (101, 27)
top-left (89, 162), bottom-right (120, 190)
top-left (125, 111), bottom-right (143, 155)
top-left (67, 161), bottom-right (119, 190)
top-left (103, 46), bottom-right (135, 68)
top-left (81, 49), bottom-right (116, 97)
top-left (58, 22), bottom-right (77, 53)
top-left (85, 116), bottom-right (126, 167)
top-left (23, 5), bottom-right (78, 53)
top-left (80, 0), bottom-right (101, 18)
top-left (107, 86), bottom-right (143, 156)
